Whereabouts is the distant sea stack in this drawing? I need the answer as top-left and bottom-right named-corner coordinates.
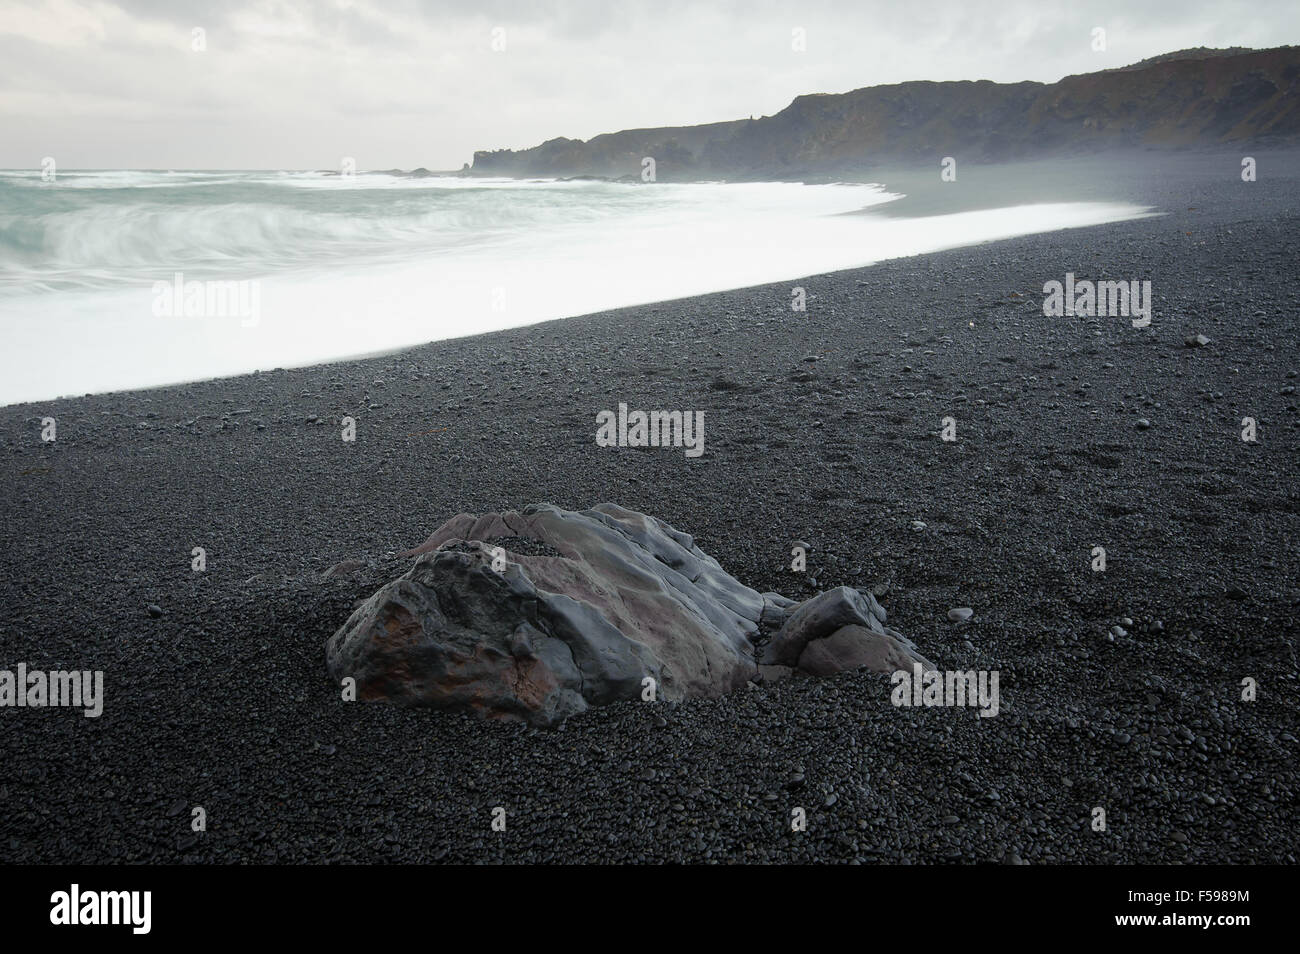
top-left (469, 46), bottom-right (1300, 180)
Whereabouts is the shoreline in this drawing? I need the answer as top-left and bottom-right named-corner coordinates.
top-left (0, 206), bottom-right (1153, 411)
top-left (1, 153), bottom-right (1297, 863)
top-left (11, 147), bottom-right (1289, 412)
top-left (5, 149), bottom-right (1242, 410)
top-left (3, 150), bottom-right (1200, 412)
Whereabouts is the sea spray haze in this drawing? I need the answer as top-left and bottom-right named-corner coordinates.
top-left (0, 169), bottom-right (1149, 405)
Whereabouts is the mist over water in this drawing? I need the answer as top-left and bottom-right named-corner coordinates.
top-left (0, 170), bottom-right (1153, 405)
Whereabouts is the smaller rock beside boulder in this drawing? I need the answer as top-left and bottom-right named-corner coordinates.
top-left (760, 586), bottom-right (931, 677)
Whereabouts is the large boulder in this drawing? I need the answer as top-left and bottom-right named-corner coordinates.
top-left (325, 503), bottom-right (933, 725)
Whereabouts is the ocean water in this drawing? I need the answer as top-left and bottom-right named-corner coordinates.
top-left (0, 169), bottom-right (1153, 406)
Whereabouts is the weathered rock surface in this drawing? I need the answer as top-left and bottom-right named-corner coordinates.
top-left (325, 503), bottom-right (933, 725)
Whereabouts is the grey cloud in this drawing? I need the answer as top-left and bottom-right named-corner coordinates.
top-left (2, 0), bottom-right (1297, 169)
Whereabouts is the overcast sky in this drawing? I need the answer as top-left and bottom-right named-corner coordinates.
top-left (2, 0), bottom-right (1296, 170)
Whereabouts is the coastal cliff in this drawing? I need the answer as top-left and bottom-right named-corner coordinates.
top-left (469, 46), bottom-right (1300, 179)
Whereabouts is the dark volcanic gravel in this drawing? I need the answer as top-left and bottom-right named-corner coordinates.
top-left (1, 152), bottom-right (1297, 864)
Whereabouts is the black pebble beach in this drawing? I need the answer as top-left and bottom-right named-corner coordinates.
top-left (2, 151), bottom-right (1297, 863)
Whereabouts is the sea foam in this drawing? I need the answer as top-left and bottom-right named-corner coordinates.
top-left (0, 170), bottom-right (1151, 405)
